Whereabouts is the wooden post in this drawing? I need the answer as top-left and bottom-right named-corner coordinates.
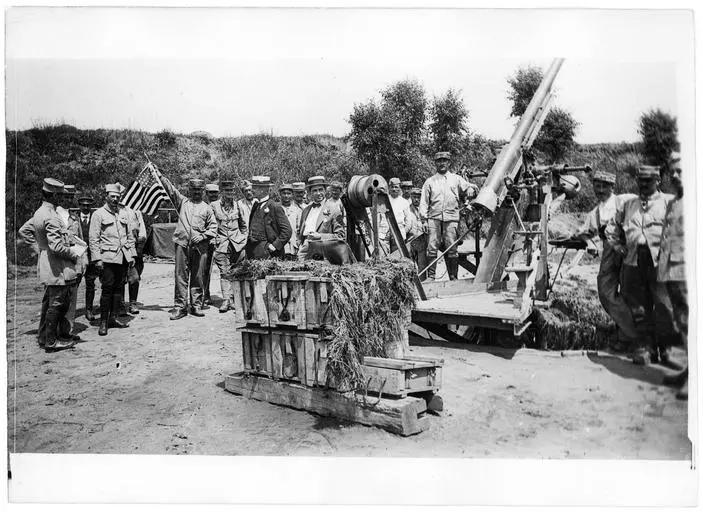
top-left (372, 192), bottom-right (379, 260)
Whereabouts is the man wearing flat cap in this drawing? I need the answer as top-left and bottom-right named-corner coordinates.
top-left (297, 176), bottom-right (346, 261)
top-left (606, 164), bottom-right (677, 367)
top-left (572, 170), bottom-right (638, 351)
top-left (89, 183), bottom-right (136, 335)
top-left (237, 180), bottom-right (254, 226)
top-left (18, 178), bottom-right (81, 352)
top-left (202, 183), bottom-right (221, 306)
top-left (401, 180), bottom-right (414, 201)
top-left (658, 152), bottom-right (688, 399)
top-left (420, 151), bottom-right (478, 280)
top-left (292, 182), bottom-right (308, 210)
top-left (210, 180), bottom-right (248, 313)
top-left (279, 183), bottom-right (302, 260)
top-left (150, 167), bottom-right (218, 320)
top-left (77, 195), bottom-right (99, 321)
top-left (246, 176), bottom-right (292, 259)
top-left (407, 187), bottom-right (429, 280)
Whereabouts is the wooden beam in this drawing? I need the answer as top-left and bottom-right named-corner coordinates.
top-left (225, 372), bottom-right (431, 436)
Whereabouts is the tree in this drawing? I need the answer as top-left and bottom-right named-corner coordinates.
top-left (348, 79), bottom-right (428, 179)
top-left (429, 88), bottom-right (469, 155)
top-left (506, 65), bottom-right (579, 163)
top-left (638, 109), bottom-right (678, 167)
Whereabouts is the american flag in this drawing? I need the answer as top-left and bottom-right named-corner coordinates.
top-left (122, 164), bottom-right (169, 216)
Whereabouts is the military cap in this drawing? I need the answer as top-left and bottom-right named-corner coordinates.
top-left (251, 176), bottom-right (271, 186)
top-left (78, 196), bottom-right (95, 205)
top-left (434, 151), bottom-right (451, 161)
top-left (592, 170), bottom-right (616, 185)
top-left (220, 180), bottom-right (236, 190)
top-left (401, 180), bottom-right (413, 188)
top-left (115, 182), bottom-right (126, 194)
top-left (279, 183), bottom-right (293, 192)
top-left (188, 178), bottom-right (205, 189)
top-left (637, 165), bottom-right (661, 179)
top-left (291, 182), bottom-right (306, 191)
top-left (105, 184), bottom-right (121, 194)
top-left (389, 177), bottom-right (401, 186)
top-left (306, 176), bottom-right (328, 189)
top-left (205, 183), bottom-right (220, 192)
top-left (411, 187), bottom-right (422, 196)
top-left (42, 177), bottom-right (64, 193)
top-left (62, 184), bottom-right (77, 194)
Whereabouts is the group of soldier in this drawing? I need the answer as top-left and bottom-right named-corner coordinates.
top-left (571, 152), bottom-right (688, 399)
top-left (16, 150), bottom-right (689, 399)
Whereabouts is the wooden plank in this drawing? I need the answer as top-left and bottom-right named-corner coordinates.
top-left (362, 356), bottom-right (436, 370)
top-left (224, 372), bottom-right (431, 436)
top-left (296, 333), bottom-right (307, 384)
top-left (233, 279), bottom-right (269, 327)
top-left (305, 279), bottom-right (334, 329)
top-left (403, 354), bottom-right (445, 365)
top-left (267, 279), bottom-right (307, 329)
top-left (303, 334), bottom-right (317, 387)
top-left (270, 332), bottom-right (283, 380)
top-left (359, 365), bottom-right (407, 397)
top-left (280, 333), bottom-right (299, 381)
top-left (242, 332), bottom-right (252, 371)
top-left (315, 339), bottom-right (328, 387)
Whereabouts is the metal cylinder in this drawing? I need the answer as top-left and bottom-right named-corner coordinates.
top-left (472, 58), bottom-right (565, 216)
top-left (346, 174), bottom-right (388, 209)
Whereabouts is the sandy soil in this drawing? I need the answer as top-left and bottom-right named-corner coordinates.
top-left (6, 261), bottom-right (690, 458)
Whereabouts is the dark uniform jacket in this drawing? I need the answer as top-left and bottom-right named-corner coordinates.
top-left (246, 198), bottom-right (292, 258)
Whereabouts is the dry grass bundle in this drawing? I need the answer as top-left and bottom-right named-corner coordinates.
top-left (533, 282), bottom-right (616, 350)
top-left (232, 258), bottom-right (417, 390)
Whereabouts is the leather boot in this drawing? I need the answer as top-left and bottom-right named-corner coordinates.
top-left (108, 294), bottom-right (128, 328)
top-left (426, 261), bottom-right (437, 281)
top-left (447, 257), bottom-right (459, 281)
top-left (45, 309), bottom-right (75, 352)
top-left (170, 308), bottom-right (187, 320)
top-left (98, 294), bottom-right (110, 335)
top-left (190, 306), bottom-right (205, 317)
top-left (128, 301), bottom-right (140, 315)
top-left (85, 289), bottom-right (95, 321)
top-left (219, 299), bottom-right (231, 313)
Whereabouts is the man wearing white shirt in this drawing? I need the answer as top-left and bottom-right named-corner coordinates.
top-left (378, 177), bottom-right (412, 255)
top-left (297, 176), bottom-right (345, 261)
top-left (78, 196), bottom-right (99, 321)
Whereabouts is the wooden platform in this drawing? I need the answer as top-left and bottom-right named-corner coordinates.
top-left (225, 372), bottom-right (431, 436)
top-left (413, 278), bottom-right (532, 333)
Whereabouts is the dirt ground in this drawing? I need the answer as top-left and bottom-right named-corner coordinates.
top-left (6, 261), bottom-right (690, 458)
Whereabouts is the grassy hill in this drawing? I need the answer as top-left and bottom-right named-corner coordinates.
top-left (6, 125), bottom-right (644, 265)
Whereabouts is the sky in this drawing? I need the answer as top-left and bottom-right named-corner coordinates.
top-left (5, 8), bottom-right (694, 144)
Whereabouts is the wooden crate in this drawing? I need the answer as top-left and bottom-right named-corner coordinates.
top-left (266, 275), bottom-right (308, 329)
top-left (360, 355), bottom-right (443, 398)
top-left (240, 328), bottom-right (331, 386)
top-left (305, 277), bottom-right (335, 329)
top-left (233, 279), bottom-right (268, 327)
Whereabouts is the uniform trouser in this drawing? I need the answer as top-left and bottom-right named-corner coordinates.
top-left (410, 235), bottom-right (429, 280)
top-left (174, 243), bottom-right (208, 310)
top-left (128, 254), bottom-right (145, 303)
top-left (597, 241), bottom-right (638, 342)
top-left (213, 248), bottom-right (245, 302)
top-left (427, 219), bottom-right (459, 278)
top-left (39, 284), bottom-right (73, 345)
top-left (58, 275), bottom-right (82, 337)
top-left (621, 246), bottom-right (675, 351)
top-left (101, 262), bottom-right (128, 322)
top-left (203, 245), bottom-right (215, 300)
top-left (84, 263), bottom-right (99, 311)
top-left (665, 281), bottom-right (688, 349)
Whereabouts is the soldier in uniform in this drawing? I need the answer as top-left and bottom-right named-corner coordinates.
top-left (89, 184), bottom-right (136, 336)
top-left (56, 184), bottom-right (88, 340)
top-left (326, 181), bottom-right (344, 212)
top-left (292, 181), bottom-right (308, 209)
top-left (77, 196), bottom-right (99, 320)
top-left (210, 180), bottom-right (248, 313)
top-left (202, 183), bottom-right (221, 306)
top-left (572, 170), bottom-right (638, 351)
top-left (407, 187), bottom-right (429, 280)
top-left (151, 168), bottom-right (218, 320)
top-left (606, 165), bottom-right (677, 366)
top-left (658, 152), bottom-right (688, 399)
top-left (18, 178), bottom-right (80, 352)
top-left (401, 180), bottom-right (413, 201)
top-left (279, 183), bottom-right (302, 260)
top-left (237, 180), bottom-right (254, 226)
top-left (246, 176), bottom-right (292, 259)
top-left (419, 151), bottom-right (478, 281)
top-left (297, 176), bottom-right (346, 261)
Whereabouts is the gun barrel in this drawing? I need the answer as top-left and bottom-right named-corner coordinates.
top-left (472, 58), bottom-right (565, 215)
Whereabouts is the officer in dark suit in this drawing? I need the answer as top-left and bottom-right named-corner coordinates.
top-left (77, 196), bottom-right (99, 321)
top-left (245, 176), bottom-right (292, 259)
